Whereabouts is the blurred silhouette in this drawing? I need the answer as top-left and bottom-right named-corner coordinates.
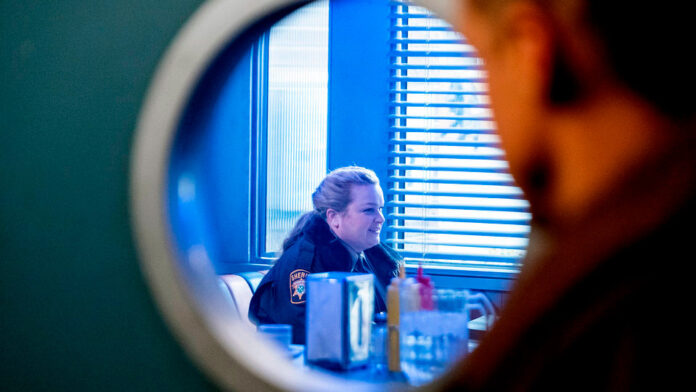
top-left (433, 0), bottom-right (696, 390)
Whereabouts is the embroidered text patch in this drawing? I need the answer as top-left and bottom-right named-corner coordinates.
top-left (289, 269), bottom-right (309, 304)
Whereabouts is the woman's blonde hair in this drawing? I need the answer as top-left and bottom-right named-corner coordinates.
top-left (282, 166), bottom-right (379, 251)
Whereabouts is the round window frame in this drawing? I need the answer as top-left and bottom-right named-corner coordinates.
top-left (129, 0), bottom-right (459, 391)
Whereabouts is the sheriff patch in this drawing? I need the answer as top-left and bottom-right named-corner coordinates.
top-left (289, 269), bottom-right (309, 304)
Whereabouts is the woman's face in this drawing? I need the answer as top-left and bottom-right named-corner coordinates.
top-left (329, 184), bottom-right (385, 253)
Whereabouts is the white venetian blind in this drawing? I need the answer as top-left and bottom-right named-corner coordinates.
top-left (385, 1), bottom-right (530, 270)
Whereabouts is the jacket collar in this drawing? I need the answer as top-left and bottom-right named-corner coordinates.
top-left (302, 213), bottom-right (339, 245)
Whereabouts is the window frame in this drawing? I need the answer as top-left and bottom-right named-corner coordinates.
top-left (247, 0), bottom-right (520, 293)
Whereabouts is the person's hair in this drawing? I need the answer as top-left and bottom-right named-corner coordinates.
top-left (583, 1), bottom-right (694, 121)
top-left (470, 0), bottom-right (696, 122)
top-left (281, 166), bottom-right (380, 251)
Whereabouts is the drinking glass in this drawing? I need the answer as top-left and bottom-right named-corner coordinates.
top-left (258, 324), bottom-right (293, 351)
top-left (399, 288), bottom-right (495, 386)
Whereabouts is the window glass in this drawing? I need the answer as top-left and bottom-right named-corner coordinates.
top-left (264, 0), bottom-right (329, 254)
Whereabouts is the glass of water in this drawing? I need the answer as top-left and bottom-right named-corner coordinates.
top-left (399, 288), bottom-right (495, 386)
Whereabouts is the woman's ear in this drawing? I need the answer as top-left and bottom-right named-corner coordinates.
top-left (325, 209), bottom-right (340, 230)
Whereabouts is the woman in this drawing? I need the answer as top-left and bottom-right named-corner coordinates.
top-left (249, 166), bottom-right (403, 344)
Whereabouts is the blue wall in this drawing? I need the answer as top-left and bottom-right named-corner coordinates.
top-left (0, 1), bottom-right (216, 390)
top-left (327, 0), bottom-right (391, 183)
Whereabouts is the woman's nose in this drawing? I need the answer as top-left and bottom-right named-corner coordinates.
top-left (376, 210), bottom-right (385, 224)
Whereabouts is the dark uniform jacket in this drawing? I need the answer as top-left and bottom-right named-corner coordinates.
top-left (439, 138), bottom-right (696, 391)
top-left (248, 214), bottom-right (402, 344)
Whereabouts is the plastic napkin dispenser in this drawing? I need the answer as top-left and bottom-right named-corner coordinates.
top-left (305, 272), bottom-right (374, 369)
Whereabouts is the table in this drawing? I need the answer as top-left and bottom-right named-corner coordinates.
top-left (288, 315), bottom-right (490, 385)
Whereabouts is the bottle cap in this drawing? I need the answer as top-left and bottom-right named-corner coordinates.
top-left (374, 311), bottom-right (387, 324)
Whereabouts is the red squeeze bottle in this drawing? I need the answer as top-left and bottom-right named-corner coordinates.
top-left (416, 263), bottom-right (435, 310)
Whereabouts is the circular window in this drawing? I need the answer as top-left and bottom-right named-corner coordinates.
top-left (130, 1), bottom-right (463, 391)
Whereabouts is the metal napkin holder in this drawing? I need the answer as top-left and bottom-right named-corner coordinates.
top-left (305, 272), bottom-right (374, 370)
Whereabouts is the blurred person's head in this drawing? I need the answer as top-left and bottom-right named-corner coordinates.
top-left (283, 166), bottom-right (384, 252)
top-left (451, 0), bottom-right (695, 224)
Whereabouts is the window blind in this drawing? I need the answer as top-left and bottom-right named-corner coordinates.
top-left (385, 1), bottom-right (530, 270)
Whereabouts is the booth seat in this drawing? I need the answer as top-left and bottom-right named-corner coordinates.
top-left (218, 271), bottom-right (268, 331)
